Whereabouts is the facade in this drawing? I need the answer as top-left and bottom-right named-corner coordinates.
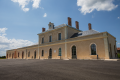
top-left (6, 17), bottom-right (117, 59)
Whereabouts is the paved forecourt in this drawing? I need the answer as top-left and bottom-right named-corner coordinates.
top-left (0, 59), bottom-right (120, 80)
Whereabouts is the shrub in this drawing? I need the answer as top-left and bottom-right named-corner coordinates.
top-left (117, 53), bottom-right (120, 58)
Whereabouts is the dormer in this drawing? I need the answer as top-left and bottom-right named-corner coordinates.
top-left (48, 22), bottom-right (54, 30)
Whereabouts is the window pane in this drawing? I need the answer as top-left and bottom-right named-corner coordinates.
top-left (49, 36), bottom-right (52, 42)
top-left (91, 44), bottom-right (96, 55)
top-left (58, 48), bottom-right (61, 56)
top-left (58, 33), bottom-right (61, 40)
top-left (42, 50), bottom-right (44, 56)
top-left (42, 38), bottom-right (44, 43)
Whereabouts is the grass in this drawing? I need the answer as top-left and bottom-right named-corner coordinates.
top-left (117, 53), bottom-right (120, 58)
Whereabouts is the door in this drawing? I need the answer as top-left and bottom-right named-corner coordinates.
top-left (49, 48), bottom-right (52, 59)
top-left (72, 46), bottom-right (77, 59)
top-left (22, 52), bottom-right (24, 59)
top-left (34, 51), bottom-right (36, 59)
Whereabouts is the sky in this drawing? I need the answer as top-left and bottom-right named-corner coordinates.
top-left (0, 0), bottom-right (120, 56)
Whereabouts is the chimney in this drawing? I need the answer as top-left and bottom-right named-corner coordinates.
top-left (68, 17), bottom-right (72, 26)
top-left (88, 23), bottom-right (92, 30)
top-left (42, 28), bottom-right (45, 32)
top-left (75, 21), bottom-right (79, 29)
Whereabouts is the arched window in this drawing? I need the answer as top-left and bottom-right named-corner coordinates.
top-left (49, 36), bottom-right (52, 42)
top-left (49, 48), bottom-right (52, 58)
top-left (22, 52), bottom-right (24, 59)
top-left (34, 51), bottom-right (36, 59)
top-left (72, 46), bottom-right (77, 59)
top-left (58, 33), bottom-right (61, 40)
top-left (58, 48), bottom-right (61, 56)
top-left (28, 51), bottom-right (30, 57)
top-left (42, 50), bottom-right (44, 56)
top-left (91, 44), bottom-right (96, 55)
top-left (18, 52), bottom-right (19, 57)
top-left (12, 53), bottom-right (14, 59)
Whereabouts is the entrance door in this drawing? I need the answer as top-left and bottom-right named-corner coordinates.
top-left (72, 46), bottom-right (77, 59)
top-left (12, 53), bottom-right (14, 59)
top-left (34, 51), bottom-right (36, 59)
top-left (49, 48), bottom-right (52, 59)
top-left (22, 52), bottom-right (24, 59)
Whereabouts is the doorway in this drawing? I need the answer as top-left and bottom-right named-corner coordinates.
top-left (49, 48), bottom-right (52, 59)
top-left (34, 51), bottom-right (36, 59)
top-left (22, 52), bottom-right (24, 59)
top-left (72, 46), bottom-right (77, 59)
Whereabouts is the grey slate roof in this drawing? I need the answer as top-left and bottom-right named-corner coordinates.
top-left (70, 29), bottom-right (100, 38)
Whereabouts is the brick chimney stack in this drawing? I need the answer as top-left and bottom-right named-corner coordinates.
top-left (88, 23), bottom-right (92, 30)
top-left (75, 21), bottom-right (79, 29)
top-left (68, 17), bottom-right (72, 26)
top-left (42, 28), bottom-right (45, 32)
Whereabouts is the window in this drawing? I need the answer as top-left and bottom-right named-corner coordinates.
top-left (58, 33), bottom-right (61, 40)
top-left (42, 50), bottom-right (44, 56)
top-left (18, 53), bottom-right (19, 57)
top-left (42, 37), bottom-right (44, 43)
top-left (50, 25), bottom-right (51, 27)
top-left (28, 51), bottom-right (30, 57)
top-left (91, 44), bottom-right (96, 55)
top-left (9, 53), bottom-right (10, 57)
top-left (34, 51), bottom-right (36, 59)
top-left (22, 52), bottom-right (24, 59)
top-left (49, 36), bottom-right (52, 42)
top-left (58, 48), bottom-right (61, 56)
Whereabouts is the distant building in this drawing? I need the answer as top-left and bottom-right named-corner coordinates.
top-left (117, 48), bottom-right (120, 54)
top-left (6, 17), bottom-right (117, 59)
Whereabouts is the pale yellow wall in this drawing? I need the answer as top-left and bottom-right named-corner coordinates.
top-left (39, 44), bottom-right (65, 59)
top-left (66, 38), bottom-right (105, 59)
top-left (39, 27), bottom-right (65, 44)
top-left (6, 50), bottom-right (15, 59)
top-left (6, 33), bottom-right (106, 60)
top-left (108, 34), bottom-right (116, 58)
top-left (17, 49), bottom-right (26, 59)
top-left (26, 47), bottom-right (38, 59)
top-left (6, 26), bottom-right (117, 60)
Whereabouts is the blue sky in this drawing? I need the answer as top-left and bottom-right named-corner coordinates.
top-left (0, 0), bottom-right (120, 56)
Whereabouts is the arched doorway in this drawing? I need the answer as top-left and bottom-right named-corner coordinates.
top-left (12, 53), bottom-right (14, 59)
top-left (72, 46), bottom-right (77, 59)
top-left (91, 44), bottom-right (97, 55)
top-left (49, 48), bottom-right (52, 59)
top-left (34, 51), bottom-right (36, 59)
top-left (22, 52), bottom-right (24, 59)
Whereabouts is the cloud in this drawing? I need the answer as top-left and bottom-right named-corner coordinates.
top-left (32, 0), bottom-right (41, 8)
top-left (0, 28), bottom-right (35, 56)
top-left (43, 13), bottom-right (47, 17)
top-left (11, 0), bottom-right (42, 12)
top-left (118, 17), bottom-right (120, 19)
top-left (77, 0), bottom-right (118, 15)
top-left (40, 7), bottom-right (44, 9)
top-left (11, 0), bottom-right (30, 12)
top-left (118, 43), bottom-right (120, 44)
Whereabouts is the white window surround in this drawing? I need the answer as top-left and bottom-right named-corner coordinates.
top-left (70, 45), bottom-right (77, 59)
top-left (49, 35), bottom-right (52, 42)
top-left (57, 31), bottom-right (62, 40)
top-left (89, 43), bottom-right (97, 55)
top-left (58, 33), bottom-right (62, 40)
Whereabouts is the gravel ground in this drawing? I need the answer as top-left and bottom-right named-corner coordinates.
top-left (0, 59), bottom-right (120, 80)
